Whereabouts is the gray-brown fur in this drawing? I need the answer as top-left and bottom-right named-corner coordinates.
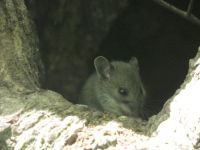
top-left (79, 56), bottom-right (146, 118)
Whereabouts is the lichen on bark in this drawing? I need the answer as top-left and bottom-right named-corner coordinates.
top-left (1, 0), bottom-right (200, 149)
top-left (0, 0), bottom-right (43, 94)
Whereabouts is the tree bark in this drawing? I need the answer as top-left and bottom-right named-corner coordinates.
top-left (1, 0), bottom-right (200, 149)
top-left (0, 0), bottom-right (43, 93)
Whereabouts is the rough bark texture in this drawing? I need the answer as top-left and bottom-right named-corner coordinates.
top-left (1, 48), bottom-right (200, 150)
top-left (145, 48), bottom-right (200, 149)
top-left (1, 0), bottom-right (200, 149)
top-left (0, 0), bottom-right (43, 93)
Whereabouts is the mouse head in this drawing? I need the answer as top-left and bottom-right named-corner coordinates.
top-left (94, 56), bottom-right (146, 117)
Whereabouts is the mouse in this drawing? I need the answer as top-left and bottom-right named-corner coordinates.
top-left (79, 56), bottom-right (146, 118)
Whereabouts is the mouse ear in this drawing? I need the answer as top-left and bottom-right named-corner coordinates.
top-left (94, 56), bottom-right (112, 79)
top-left (129, 56), bottom-right (139, 70)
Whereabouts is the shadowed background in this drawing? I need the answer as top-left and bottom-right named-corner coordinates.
top-left (25, 0), bottom-right (200, 117)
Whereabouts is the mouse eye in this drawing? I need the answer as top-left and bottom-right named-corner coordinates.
top-left (118, 87), bottom-right (129, 96)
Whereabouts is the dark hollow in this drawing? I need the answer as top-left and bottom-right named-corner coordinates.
top-left (26, 0), bottom-right (200, 118)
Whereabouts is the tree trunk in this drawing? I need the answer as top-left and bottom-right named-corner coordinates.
top-left (1, 0), bottom-right (200, 149)
top-left (0, 0), bottom-right (43, 93)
